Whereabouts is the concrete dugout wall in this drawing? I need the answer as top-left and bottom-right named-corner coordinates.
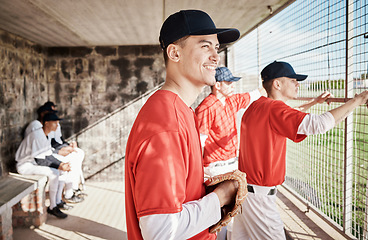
top-left (0, 29), bottom-right (165, 180)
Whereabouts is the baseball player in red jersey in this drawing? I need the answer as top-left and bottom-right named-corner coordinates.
top-left (233, 61), bottom-right (368, 239)
top-left (195, 67), bottom-right (265, 240)
top-left (196, 67), bottom-right (265, 179)
top-left (125, 10), bottom-right (241, 240)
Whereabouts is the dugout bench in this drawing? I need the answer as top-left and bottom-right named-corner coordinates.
top-left (0, 173), bottom-right (47, 240)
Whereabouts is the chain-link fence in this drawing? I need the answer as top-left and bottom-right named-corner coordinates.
top-left (228, 0), bottom-right (368, 238)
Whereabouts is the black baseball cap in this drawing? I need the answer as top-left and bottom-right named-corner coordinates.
top-left (215, 67), bottom-right (241, 82)
top-left (43, 113), bottom-right (62, 122)
top-left (44, 101), bottom-right (56, 108)
top-left (37, 105), bottom-right (57, 115)
top-left (261, 61), bottom-right (308, 82)
top-left (159, 10), bottom-right (240, 49)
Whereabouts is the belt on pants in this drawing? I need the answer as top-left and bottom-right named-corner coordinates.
top-left (213, 159), bottom-right (236, 167)
top-left (247, 185), bottom-right (277, 195)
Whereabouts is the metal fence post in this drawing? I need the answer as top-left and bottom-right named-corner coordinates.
top-left (343, 0), bottom-right (354, 235)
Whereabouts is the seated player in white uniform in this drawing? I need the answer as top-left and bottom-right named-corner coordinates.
top-left (15, 113), bottom-right (72, 218)
top-left (44, 101), bottom-right (86, 197)
top-left (24, 101), bottom-right (86, 202)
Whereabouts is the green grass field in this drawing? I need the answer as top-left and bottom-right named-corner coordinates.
top-left (285, 102), bottom-right (368, 238)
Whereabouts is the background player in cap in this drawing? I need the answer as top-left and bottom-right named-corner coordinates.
top-left (24, 101), bottom-right (86, 202)
top-left (125, 9), bottom-right (240, 240)
top-left (233, 61), bottom-right (368, 239)
top-left (15, 113), bottom-right (72, 219)
top-left (45, 101), bottom-right (86, 198)
top-left (195, 66), bottom-right (265, 239)
top-left (196, 66), bottom-right (265, 179)
top-left (23, 103), bottom-right (56, 137)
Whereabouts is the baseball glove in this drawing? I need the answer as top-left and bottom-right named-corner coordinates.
top-left (204, 169), bottom-right (248, 233)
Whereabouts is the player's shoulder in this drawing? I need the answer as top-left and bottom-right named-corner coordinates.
top-left (28, 127), bottom-right (45, 139)
top-left (25, 119), bottom-right (42, 130)
top-left (144, 90), bottom-right (185, 114)
top-left (196, 94), bottom-right (217, 111)
top-left (246, 97), bottom-right (286, 114)
top-left (137, 90), bottom-right (191, 128)
top-left (231, 92), bottom-right (250, 99)
top-left (32, 119), bottom-right (41, 124)
top-left (254, 96), bottom-right (284, 105)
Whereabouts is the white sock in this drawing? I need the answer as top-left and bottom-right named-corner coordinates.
top-left (64, 182), bottom-right (74, 199)
top-left (49, 190), bottom-right (57, 209)
top-left (56, 181), bottom-right (65, 204)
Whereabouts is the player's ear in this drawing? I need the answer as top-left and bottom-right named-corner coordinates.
top-left (43, 121), bottom-right (49, 128)
top-left (214, 81), bottom-right (221, 90)
top-left (166, 44), bottom-right (180, 62)
top-left (273, 79), bottom-right (282, 90)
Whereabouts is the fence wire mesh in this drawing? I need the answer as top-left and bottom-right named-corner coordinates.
top-left (229, 0), bottom-right (368, 238)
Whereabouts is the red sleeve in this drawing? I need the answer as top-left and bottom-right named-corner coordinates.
top-left (134, 131), bottom-right (187, 217)
top-left (231, 93), bottom-right (251, 111)
top-left (269, 101), bottom-right (308, 142)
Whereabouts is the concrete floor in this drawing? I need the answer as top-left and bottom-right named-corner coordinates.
top-left (277, 185), bottom-right (351, 240)
top-left (13, 181), bottom-right (127, 240)
top-left (13, 181), bottom-right (351, 240)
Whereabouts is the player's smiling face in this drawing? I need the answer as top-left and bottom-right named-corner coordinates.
top-left (178, 34), bottom-right (220, 87)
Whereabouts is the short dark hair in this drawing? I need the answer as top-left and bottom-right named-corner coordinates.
top-left (262, 78), bottom-right (275, 95)
top-left (163, 36), bottom-right (190, 66)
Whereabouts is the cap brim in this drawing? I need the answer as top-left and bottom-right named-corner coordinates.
top-left (288, 74), bottom-right (308, 81)
top-left (217, 76), bottom-right (241, 82)
top-left (228, 76), bottom-right (241, 82)
top-left (232, 76), bottom-right (241, 82)
top-left (191, 28), bottom-right (240, 44)
top-left (46, 109), bottom-right (58, 113)
top-left (44, 117), bottom-right (62, 122)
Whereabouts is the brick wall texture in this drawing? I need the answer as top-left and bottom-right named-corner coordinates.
top-left (12, 184), bottom-right (47, 228)
top-left (0, 29), bottom-right (165, 180)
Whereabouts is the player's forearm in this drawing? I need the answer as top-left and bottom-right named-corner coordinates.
top-left (296, 91), bottom-right (333, 112)
top-left (329, 96), bottom-right (364, 125)
top-left (139, 192), bottom-right (220, 240)
top-left (295, 99), bottom-right (318, 112)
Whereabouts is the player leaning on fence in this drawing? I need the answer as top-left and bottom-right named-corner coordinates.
top-left (233, 61), bottom-right (368, 240)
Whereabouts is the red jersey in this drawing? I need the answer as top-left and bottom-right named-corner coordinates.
top-left (238, 97), bottom-right (308, 186)
top-left (195, 93), bottom-right (251, 166)
top-left (125, 90), bottom-right (216, 240)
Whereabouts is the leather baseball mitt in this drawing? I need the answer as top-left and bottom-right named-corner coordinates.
top-left (204, 169), bottom-right (248, 233)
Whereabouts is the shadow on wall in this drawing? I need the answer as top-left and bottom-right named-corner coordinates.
top-left (0, 35), bottom-right (166, 180)
top-left (3, 120), bottom-right (36, 174)
top-left (71, 83), bottom-right (164, 181)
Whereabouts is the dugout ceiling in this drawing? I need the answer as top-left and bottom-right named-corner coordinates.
top-left (0, 0), bottom-right (293, 47)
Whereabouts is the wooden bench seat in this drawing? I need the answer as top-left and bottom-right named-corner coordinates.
top-left (0, 173), bottom-right (47, 240)
top-left (0, 173), bottom-right (46, 214)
